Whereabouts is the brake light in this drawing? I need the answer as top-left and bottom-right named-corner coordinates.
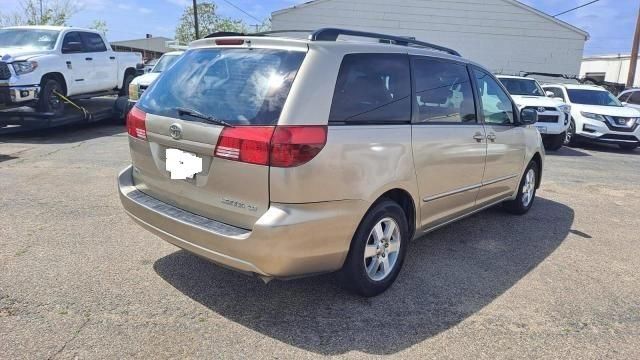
top-left (127, 106), bottom-right (147, 140)
top-left (215, 39), bottom-right (245, 46)
top-left (215, 126), bottom-right (275, 165)
top-left (271, 126), bottom-right (327, 167)
top-left (214, 125), bottom-right (327, 167)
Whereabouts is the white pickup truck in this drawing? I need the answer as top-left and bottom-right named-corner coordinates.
top-left (0, 26), bottom-right (141, 115)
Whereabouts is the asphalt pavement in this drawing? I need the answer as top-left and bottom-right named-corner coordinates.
top-left (1, 123), bottom-right (639, 359)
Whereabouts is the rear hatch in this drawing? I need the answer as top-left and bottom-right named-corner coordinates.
top-left (128, 42), bottom-right (307, 229)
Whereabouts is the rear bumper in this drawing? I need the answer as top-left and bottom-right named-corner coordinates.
top-left (0, 84), bottom-right (39, 106)
top-left (118, 165), bottom-right (367, 278)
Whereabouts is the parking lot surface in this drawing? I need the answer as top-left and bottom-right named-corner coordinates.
top-left (1, 123), bottom-right (639, 359)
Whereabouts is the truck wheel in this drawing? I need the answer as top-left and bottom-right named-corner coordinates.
top-left (619, 143), bottom-right (639, 151)
top-left (36, 79), bottom-right (65, 115)
top-left (119, 74), bottom-right (135, 97)
top-left (564, 118), bottom-right (576, 146)
top-left (337, 199), bottom-right (409, 297)
top-left (544, 132), bottom-right (564, 151)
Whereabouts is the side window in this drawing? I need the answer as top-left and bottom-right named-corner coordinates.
top-left (80, 32), bottom-right (107, 52)
top-left (628, 91), bottom-right (640, 105)
top-left (329, 53), bottom-right (411, 123)
top-left (413, 58), bottom-right (476, 124)
top-left (618, 92), bottom-right (631, 103)
top-left (546, 87), bottom-right (566, 101)
top-left (473, 68), bottom-right (514, 125)
top-left (61, 32), bottom-right (86, 53)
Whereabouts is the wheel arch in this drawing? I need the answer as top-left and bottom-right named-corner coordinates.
top-left (374, 188), bottom-right (417, 240)
top-left (530, 152), bottom-right (543, 189)
top-left (40, 72), bottom-right (67, 95)
top-left (122, 67), bottom-right (137, 88)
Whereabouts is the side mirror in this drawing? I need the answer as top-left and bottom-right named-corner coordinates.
top-left (62, 41), bottom-right (83, 53)
top-left (621, 101), bottom-right (629, 106)
top-left (135, 63), bottom-right (145, 70)
top-left (545, 91), bottom-right (554, 98)
top-left (520, 108), bottom-right (538, 125)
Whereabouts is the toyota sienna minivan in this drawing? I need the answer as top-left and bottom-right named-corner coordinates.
top-left (118, 28), bottom-right (544, 297)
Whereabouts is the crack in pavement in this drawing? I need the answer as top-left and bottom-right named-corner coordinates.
top-left (6, 141), bottom-right (87, 167)
top-left (47, 316), bottom-right (91, 360)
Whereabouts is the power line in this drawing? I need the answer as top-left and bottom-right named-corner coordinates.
top-left (553, 0), bottom-right (601, 17)
top-left (220, 0), bottom-right (262, 23)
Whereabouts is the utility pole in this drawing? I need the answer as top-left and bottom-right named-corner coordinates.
top-left (627, 4), bottom-right (640, 88)
top-left (193, 0), bottom-right (199, 40)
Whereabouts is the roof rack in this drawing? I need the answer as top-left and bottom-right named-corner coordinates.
top-left (310, 28), bottom-right (461, 57)
top-left (203, 28), bottom-right (461, 57)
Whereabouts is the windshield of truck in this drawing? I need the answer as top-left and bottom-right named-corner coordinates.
top-left (137, 48), bottom-right (306, 126)
top-left (499, 78), bottom-right (545, 96)
top-left (152, 54), bottom-right (181, 73)
top-left (567, 89), bottom-right (622, 106)
top-left (0, 29), bottom-right (59, 50)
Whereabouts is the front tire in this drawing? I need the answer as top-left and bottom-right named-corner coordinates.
top-left (503, 161), bottom-right (539, 215)
top-left (36, 78), bottom-right (65, 115)
top-left (564, 118), bottom-right (576, 146)
top-left (619, 143), bottom-right (639, 151)
top-left (544, 132), bottom-right (564, 151)
top-left (337, 200), bottom-right (409, 297)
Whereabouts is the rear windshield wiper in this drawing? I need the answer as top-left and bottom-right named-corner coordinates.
top-left (174, 107), bottom-right (235, 128)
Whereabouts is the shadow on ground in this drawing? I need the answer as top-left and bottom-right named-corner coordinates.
top-left (571, 142), bottom-right (639, 155)
top-left (0, 121), bottom-right (124, 145)
top-left (546, 146), bottom-right (591, 157)
top-left (154, 197), bottom-right (573, 355)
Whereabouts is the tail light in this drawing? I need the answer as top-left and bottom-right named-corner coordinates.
top-left (215, 125), bottom-right (327, 167)
top-left (127, 106), bottom-right (147, 140)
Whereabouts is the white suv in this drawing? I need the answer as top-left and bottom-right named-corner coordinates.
top-left (497, 75), bottom-right (570, 150)
top-left (542, 84), bottom-right (640, 151)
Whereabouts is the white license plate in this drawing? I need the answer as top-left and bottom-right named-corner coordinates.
top-left (535, 126), bottom-right (547, 134)
top-left (165, 148), bottom-right (203, 180)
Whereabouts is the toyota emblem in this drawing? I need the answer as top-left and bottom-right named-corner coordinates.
top-left (169, 124), bottom-right (183, 140)
top-left (537, 107), bottom-right (546, 113)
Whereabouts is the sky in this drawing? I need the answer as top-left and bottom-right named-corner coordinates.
top-left (0, 0), bottom-right (637, 55)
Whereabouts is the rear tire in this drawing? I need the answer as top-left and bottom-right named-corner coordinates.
top-left (503, 161), bottom-right (539, 215)
top-left (544, 132), bottom-right (564, 151)
top-left (619, 143), bottom-right (639, 151)
top-left (35, 78), bottom-right (65, 115)
top-left (337, 199), bottom-right (409, 297)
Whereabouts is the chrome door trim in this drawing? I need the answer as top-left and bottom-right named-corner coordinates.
top-left (482, 173), bottom-right (518, 186)
top-left (423, 183), bottom-right (482, 202)
top-left (420, 196), bottom-right (510, 235)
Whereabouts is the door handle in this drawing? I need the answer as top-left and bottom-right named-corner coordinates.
top-left (487, 133), bottom-right (497, 142)
top-left (85, 57), bottom-right (93, 61)
top-left (109, 56), bottom-right (115, 60)
top-left (473, 133), bottom-right (485, 142)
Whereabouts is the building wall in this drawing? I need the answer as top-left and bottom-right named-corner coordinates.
top-left (580, 57), bottom-right (640, 87)
top-left (272, 0), bottom-right (587, 75)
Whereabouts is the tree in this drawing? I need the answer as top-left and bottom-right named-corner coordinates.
top-left (0, 0), bottom-right (78, 26)
top-left (175, 1), bottom-right (248, 44)
top-left (90, 19), bottom-right (108, 37)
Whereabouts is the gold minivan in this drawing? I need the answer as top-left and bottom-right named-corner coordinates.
top-left (118, 29), bottom-right (544, 296)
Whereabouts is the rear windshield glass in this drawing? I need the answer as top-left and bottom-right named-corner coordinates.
top-left (567, 89), bottom-right (622, 107)
top-left (499, 78), bottom-right (544, 96)
top-left (137, 48), bottom-right (306, 125)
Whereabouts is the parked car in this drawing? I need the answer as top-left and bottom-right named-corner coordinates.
top-left (542, 84), bottom-right (640, 151)
top-left (128, 51), bottom-right (183, 103)
top-left (118, 29), bottom-right (544, 297)
top-left (496, 75), bottom-right (570, 150)
top-left (0, 26), bottom-right (141, 115)
top-left (618, 88), bottom-right (640, 111)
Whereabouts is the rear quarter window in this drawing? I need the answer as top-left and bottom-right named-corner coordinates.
top-left (137, 48), bottom-right (306, 126)
top-left (329, 53), bottom-right (411, 124)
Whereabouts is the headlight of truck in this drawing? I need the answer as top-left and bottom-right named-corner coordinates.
top-left (11, 61), bottom-right (38, 75)
top-left (580, 112), bottom-right (606, 121)
top-left (128, 82), bottom-right (139, 100)
top-left (558, 104), bottom-right (571, 114)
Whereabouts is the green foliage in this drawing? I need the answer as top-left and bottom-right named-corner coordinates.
top-left (175, 1), bottom-right (248, 44)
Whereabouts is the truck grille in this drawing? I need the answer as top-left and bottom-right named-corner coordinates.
top-left (537, 115), bottom-right (559, 123)
top-left (0, 62), bottom-right (11, 80)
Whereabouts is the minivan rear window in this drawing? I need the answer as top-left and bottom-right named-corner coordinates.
top-left (137, 48), bottom-right (306, 125)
